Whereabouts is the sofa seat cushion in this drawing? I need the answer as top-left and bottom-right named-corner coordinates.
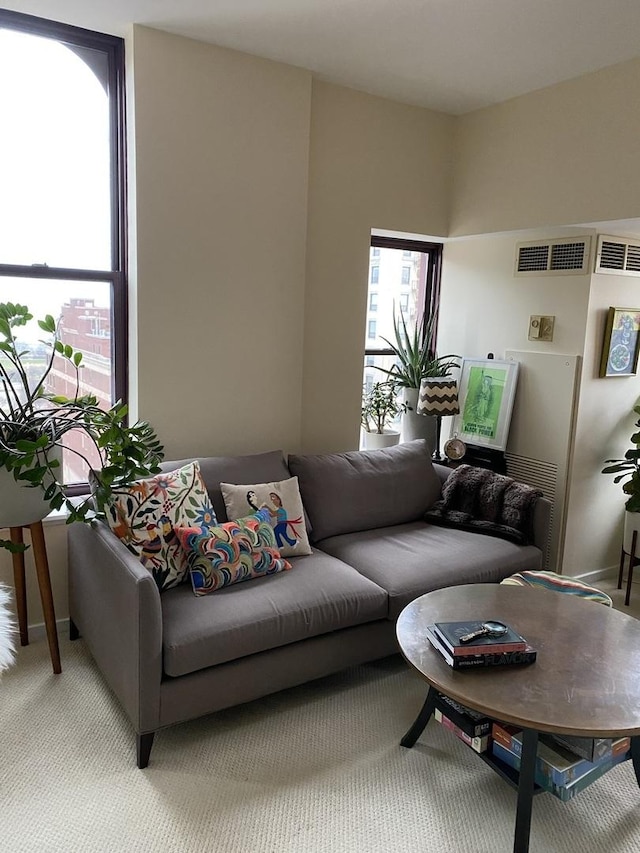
top-left (318, 521), bottom-right (543, 620)
top-left (161, 549), bottom-right (388, 676)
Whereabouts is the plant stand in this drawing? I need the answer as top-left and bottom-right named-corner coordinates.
top-left (10, 521), bottom-right (61, 674)
top-left (618, 512), bottom-right (640, 606)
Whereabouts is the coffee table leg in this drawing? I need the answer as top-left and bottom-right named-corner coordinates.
top-left (630, 736), bottom-right (640, 786)
top-left (513, 727), bottom-right (538, 853)
top-left (400, 686), bottom-right (438, 748)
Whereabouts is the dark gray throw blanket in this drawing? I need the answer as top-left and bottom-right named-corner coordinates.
top-left (425, 464), bottom-right (542, 545)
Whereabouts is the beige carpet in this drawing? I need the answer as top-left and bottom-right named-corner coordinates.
top-left (2, 634), bottom-right (640, 853)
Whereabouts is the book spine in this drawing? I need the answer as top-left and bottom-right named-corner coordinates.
top-left (452, 647), bottom-right (537, 669)
top-left (494, 726), bottom-right (632, 787)
top-left (434, 709), bottom-right (490, 753)
top-left (435, 694), bottom-right (492, 737)
top-left (491, 740), bottom-right (630, 802)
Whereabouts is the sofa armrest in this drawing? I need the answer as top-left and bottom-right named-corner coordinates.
top-left (68, 520), bottom-right (163, 734)
top-left (531, 495), bottom-right (552, 561)
top-left (433, 462), bottom-right (552, 560)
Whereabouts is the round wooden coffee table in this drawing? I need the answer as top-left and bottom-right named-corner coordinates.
top-left (396, 584), bottom-right (640, 853)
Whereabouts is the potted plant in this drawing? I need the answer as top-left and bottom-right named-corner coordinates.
top-left (376, 309), bottom-right (459, 449)
top-left (601, 402), bottom-right (640, 554)
top-left (0, 302), bottom-right (164, 552)
top-left (361, 381), bottom-right (402, 449)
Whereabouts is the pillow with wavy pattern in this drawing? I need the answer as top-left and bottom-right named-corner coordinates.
top-left (174, 514), bottom-right (292, 595)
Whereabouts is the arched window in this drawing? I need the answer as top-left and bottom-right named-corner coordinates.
top-left (0, 10), bottom-right (126, 488)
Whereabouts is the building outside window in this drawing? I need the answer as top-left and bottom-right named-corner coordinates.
top-left (369, 293), bottom-right (378, 311)
top-left (0, 11), bottom-right (127, 488)
top-left (370, 266), bottom-right (379, 284)
top-left (362, 235), bottom-right (443, 443)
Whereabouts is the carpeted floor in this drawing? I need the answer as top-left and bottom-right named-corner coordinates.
top-left (2, 630), bottom-right (640, 853)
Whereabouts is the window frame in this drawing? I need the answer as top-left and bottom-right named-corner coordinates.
top-left (0, 10), bottom-right (128, 493)
top-left (364, 235), bottom-right (443, 362)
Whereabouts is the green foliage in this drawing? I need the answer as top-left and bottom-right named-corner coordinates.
top-left (0, 302), bottom-right (164, 552)
top-left (602, 403), bottom-right (640, 512)
top-left (361, 381), bottom-right (402, 434)
top-left (375, 309), bottom-right (459, 389)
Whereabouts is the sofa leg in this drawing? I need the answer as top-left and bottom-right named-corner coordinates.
top-left (69, 618), bottom-right (80, 641)
top-left (137, 732), bottom-right (155, 769)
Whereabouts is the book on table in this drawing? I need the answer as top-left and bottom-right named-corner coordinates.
top-left (425, 625), bottom-right (537, 669)
top-left (434, 708), bottom-right (490, 753)
top-left (435, 692), bottom-right (492, 738)
top-left (492, 721), bottom-right (631, 788)
top-left (433, 620), bottom-right (528, 656)
top-left (491, 737), bottom-right (630, 802)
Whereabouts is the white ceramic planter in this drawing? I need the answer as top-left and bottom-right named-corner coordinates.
top-left (0, 446), bottom-right (60, 530)
top-left (400, 387), bottom-right (437, 452)
top-left (362, 429), bottom-right (401, 450)
top-left (623, 510), bottom-right (640, 554)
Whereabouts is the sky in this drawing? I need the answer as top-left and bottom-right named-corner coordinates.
top-left (0, 27), bottom-right (112, 338)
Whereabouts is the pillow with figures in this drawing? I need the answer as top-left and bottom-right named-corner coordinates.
top-left (174, 514), bottom-right (292, 595)
top-left (219, 477), bottom-right (311, 557)
top-left (104, 461), bottom-right (217, 592)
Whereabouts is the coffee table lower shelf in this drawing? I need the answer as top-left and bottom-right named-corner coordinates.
top-left (401, 685), bottom-right (637, 853)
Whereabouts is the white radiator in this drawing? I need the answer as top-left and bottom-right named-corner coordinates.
top-left (504, 351), bottom-right (580, 572)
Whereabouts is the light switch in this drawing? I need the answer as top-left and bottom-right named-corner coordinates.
top-left (529, 315), bottom-right (555, 342)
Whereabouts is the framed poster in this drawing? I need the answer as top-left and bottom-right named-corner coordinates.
top-left (450, 359), bottom-right (519, 451)
top-left (599, 307), bottom-right (640, 377)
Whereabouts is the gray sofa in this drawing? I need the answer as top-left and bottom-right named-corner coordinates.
top-left (68, 440), bottom-right (550, 767)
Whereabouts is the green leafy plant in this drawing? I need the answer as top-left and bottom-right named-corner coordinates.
top-left (601, 403), bottom-right (640, 512)
top-left (361, 381), bottom-right (402, 434)
top-left (376, 309), bottom-right (459, 389)
top-left (0, 302), bottom-right (164, 551)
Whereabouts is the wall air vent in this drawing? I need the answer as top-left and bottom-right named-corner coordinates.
top-left (515, 236), bottom-right (591, 276)
top-left (595, 235), bottom-right (640, 277)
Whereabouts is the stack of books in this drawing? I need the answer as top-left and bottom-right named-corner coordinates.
top-left (491, 721), bottom-right (630, 801)
top-left (433, 692), bottom-right (492, 753)
top-left (425, 620), bottom-right (537, 669)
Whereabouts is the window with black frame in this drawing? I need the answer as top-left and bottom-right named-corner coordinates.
top-left (362, 235), bottom-right (443, 440)
top-left (0, 10), bottom-right (127, 491)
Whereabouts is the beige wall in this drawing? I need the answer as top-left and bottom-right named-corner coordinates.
top-left (302, 81), bottom-right (453, 452)
top-left (130, 26), bottom-right (312, 460)
top-left (451, 58), bottom-right (640, 237)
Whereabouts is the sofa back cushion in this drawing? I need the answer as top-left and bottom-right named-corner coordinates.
top-left (288, 439), bottom-right (441, 541)
top-left (160, 451), bottom-right (291, 524)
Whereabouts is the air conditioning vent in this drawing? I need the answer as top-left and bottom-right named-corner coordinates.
top-left (515, 237), bottom-right (590, 276)
top-left (596, 235), bottom-right (640, 277)
top-left (517, 244), bottom-right (550, 272)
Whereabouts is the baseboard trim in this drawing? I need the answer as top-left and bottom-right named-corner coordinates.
top-left (27, 617), bottom-right (70, 642)
top-left (574, 566), bottom-right (618, 584)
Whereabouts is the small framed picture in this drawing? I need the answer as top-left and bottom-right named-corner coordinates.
top-left (450, 359), bottom-right (519, 451)
top-left (599, 307), bottom-right (640, 377)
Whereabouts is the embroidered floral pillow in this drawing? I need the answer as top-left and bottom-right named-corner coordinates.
top-left (219, 477), bottom-right (311, 557)
top-left (104, 461), bottom-right (217, 592)
top-left (174, 514), bottom-right (292, 595)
